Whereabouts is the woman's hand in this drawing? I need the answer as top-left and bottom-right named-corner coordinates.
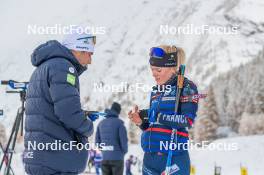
top-left (128, 105), bottom-right (142, 126)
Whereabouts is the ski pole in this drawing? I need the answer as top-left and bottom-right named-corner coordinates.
top-left (165, 65), bottom-right (185, 175)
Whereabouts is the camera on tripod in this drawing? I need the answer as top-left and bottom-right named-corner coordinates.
top-left (1, 80), bottom-right (28, 93)
top-left (0, 79), bottom-right (29, 175)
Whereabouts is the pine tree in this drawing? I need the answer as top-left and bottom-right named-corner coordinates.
top-left (239, 112), bottom-right (264, 135)
top-left (194, 85), bottom-right (219, 143)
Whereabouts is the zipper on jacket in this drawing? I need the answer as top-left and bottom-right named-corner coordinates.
top-left (148, 92), bottom-right (163, 151)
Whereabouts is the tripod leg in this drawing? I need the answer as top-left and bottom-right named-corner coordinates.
top-left (0, 113), bottom-right (19, 170)
top-left (4, 166), bottom-right (15, 175)
top-left (0, 143), bottom-right (15, 175)
top-left (6, 112), bottom-right (22, 175)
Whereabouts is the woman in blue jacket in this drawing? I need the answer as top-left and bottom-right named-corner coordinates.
top-left (128, 45), bottom-right (199, 175)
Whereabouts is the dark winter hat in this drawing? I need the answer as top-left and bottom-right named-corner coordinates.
top-left (111, 102), bottom-right (121, 115)
top-left (149, 47), bottom-right (178, 67)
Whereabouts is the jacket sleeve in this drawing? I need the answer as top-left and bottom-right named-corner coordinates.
top-left (95, 125), bottom-right (101, 144)
top-left (157, 80), bottom-right (199, 129)
top-left (48, 61), bottom-right (94, 137)
top-left (119, 122), bottom-right (128, 154)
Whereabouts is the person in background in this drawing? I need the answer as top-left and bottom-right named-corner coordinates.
top-left (125, 155), bottom-right (137, 175)
top-left (96, 102), bottom-right (128, 175)
top-left (94, 150), bottom-right (103, 175)
top-left (88, 149), bottom-right (96, 173)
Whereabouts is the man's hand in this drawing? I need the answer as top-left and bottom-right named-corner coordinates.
top-left (128, 105), bottom-right (142, 126)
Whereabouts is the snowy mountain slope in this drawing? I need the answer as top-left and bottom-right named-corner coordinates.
top-left (1, 0), bottom-right (264, 118)
top-left (81, 0), bottom-right (264, 111)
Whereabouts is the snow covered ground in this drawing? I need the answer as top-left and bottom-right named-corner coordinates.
top-left (190, 135), bottom-right (264, 175)
top-left (3, 135), bottom-right (263, 174)
top-left (126, 135), bottom-right (264, 175)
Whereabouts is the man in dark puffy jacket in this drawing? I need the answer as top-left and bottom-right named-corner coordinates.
top-left (24, 30), bottom-right (97, 175)
top-left (95, 102), bottom-right (128, 175)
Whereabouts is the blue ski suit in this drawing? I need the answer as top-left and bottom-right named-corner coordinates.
top-left (139, 75), bottom-right (199, 175)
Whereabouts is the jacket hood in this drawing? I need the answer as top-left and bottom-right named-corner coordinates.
top-left (31, 40), bottom-right (87, 75)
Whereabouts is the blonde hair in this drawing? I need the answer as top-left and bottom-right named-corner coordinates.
top-left (158, 45), bottom-right (185, 71)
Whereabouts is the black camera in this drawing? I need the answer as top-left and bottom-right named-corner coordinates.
top-left (1, 80), bottom-right (28, 93)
